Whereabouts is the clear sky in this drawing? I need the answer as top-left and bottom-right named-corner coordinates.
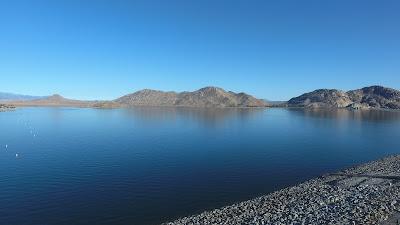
top-left (1, 0), bottom-right (399, 100)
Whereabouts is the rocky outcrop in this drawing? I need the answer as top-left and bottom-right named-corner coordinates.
top-left (115, 87), bottom-right (268, 107)
top-left (288, 86), bottom-right (400, 109)
top-left (0, 104), bottom-right (15, 111)
top-left (347, 86), bottom-right (400, 109)
top-left (91, 101), bottom-right (122, 108)
top-left (346, 103), bottom-right (370, 110)
top-left (115, 89), bottom-right (178, 106)
top-left (288, 89), bottom-right (353, 108)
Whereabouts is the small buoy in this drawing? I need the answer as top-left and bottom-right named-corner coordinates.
top-left (5, 144), bottom-right (7, 149)
top-left (15, 153), bottom-right (19, 158)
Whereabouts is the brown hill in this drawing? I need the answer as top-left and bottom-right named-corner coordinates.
top-left (10, 94), bottom-right (94, 107)
top-left (115, 87), bottom-right (267, 107)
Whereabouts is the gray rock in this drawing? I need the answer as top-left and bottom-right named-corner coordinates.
top-left (288, 86), bottom-right (400, 110)
top-left (0, 104), bottom-right (15, 112)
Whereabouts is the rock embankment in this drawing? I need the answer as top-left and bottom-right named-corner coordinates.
top-left (165, 155), bottom-right (400, 225)
top-left (0, 104), bottom-right (15, 111)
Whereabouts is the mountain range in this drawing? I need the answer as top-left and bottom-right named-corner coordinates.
top-left (3, 87), bottom-right (268, 108)
top-left (0, 92), bottom-right (44, 101)
top-left (1, 85), bottom-right (399, 110)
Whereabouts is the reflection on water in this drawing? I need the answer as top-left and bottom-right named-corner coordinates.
top-left (121, 106), bottom-right (266, 127)
top-left (0, 107), bottom-right (400, 225)
top-left (289, 108), bottom-right (400, 123)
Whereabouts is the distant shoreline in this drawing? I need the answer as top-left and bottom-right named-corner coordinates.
top-left (1, 85), bottom-right (399, 110)
top-left (3, 103), bottom-right (400, 112)
top-left (1, 103), bottom-right (269, 109)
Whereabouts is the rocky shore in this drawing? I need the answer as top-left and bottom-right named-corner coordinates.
top-left (0, 104), bottom-right (15, 112)
top-left (165, 155), bottom-right (400, 225)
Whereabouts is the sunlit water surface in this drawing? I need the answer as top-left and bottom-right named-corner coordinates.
top-left (1, 107), bottom-right (400, 224)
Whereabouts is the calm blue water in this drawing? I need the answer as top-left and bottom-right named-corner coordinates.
top-left (1, 107), bottom-right (400, 225)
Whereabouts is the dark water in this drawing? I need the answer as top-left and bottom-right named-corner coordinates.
top-left (1, 107), bottom-right (400, 225)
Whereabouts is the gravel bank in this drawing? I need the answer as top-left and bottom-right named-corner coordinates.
top-left (165, 155), bottom-right (400, 225)
top-left (0, 104), bottom-right (15, 112)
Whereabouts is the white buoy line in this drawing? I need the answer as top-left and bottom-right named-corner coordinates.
top-left (2, 118), bottom-right (38, 159)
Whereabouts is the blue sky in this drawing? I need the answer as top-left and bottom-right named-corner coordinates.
top-left (1, 0), bottom-right (399, 100)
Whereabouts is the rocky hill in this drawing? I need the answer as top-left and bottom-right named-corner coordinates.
top-left (288, 86), bottom-right (400, 109)
top-left (115, 89), bottom-right (178, 106)
top-left (347, 86), bottom-right (400, 109)
top-left (115, 87), bottom-right (267, 107)
top-left (288, 89), bottom-right (353, 108)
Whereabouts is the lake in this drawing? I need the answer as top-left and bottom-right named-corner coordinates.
top-left (1, 107), bottom-right (400, 225)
